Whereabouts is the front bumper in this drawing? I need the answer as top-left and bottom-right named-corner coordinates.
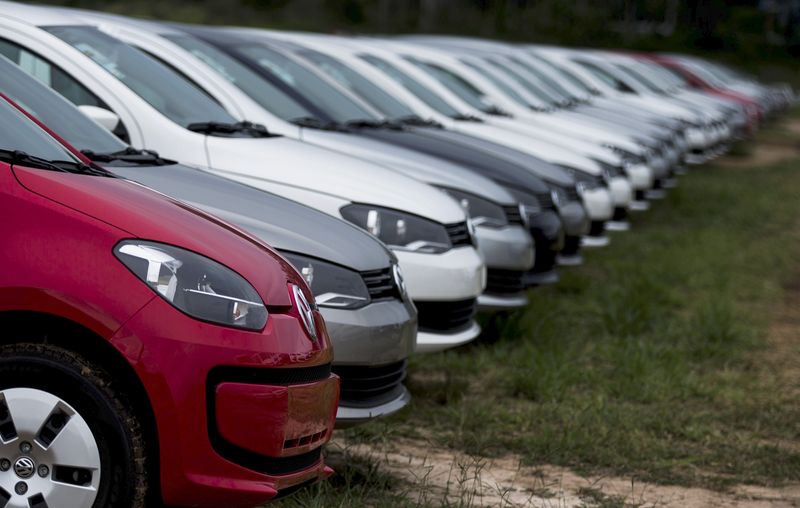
top-left (608, 176), bottom-right (633, 209)
top-left (625, 163), bottom-right (655, 191)
top-left (111, 296), bottom-right (338, 508)
top-left (394, 246), bottom-right (486, 301)
top-left (478, 292), bottom-right (529, 310)
top-left (416, 320), bottom-right (481, 353)
top-left (323, 299), bottom-right (416, 367)
top-left (322, 299), bottom-right (416, 427)
top-left (527, 209), bottom-right (564, 279)
top-left (475, 223), bottom-right (534, 271)
top-left (581, 187), bottom-right (614, 222)
top-left (558, 201), bottom-right (590, 237)
top-left (335, 385), bottom-right (411, 427)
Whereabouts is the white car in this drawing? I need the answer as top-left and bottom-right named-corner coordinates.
top-left (0, 2), bottom-right (487, 353)
top-left (54, 9), bottom-right (537, 309)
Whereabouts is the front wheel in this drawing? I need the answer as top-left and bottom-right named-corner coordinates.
top-left (0, 343), bottom-right (149, 508)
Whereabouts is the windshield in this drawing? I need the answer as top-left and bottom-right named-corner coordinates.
top-left (405, 56), bottom-right (495, 112)
top-left (484, 57), bottom-right (562, 106)
top-left (460, 59), bottom-right (531, 107)
top-left (574, 60), bottom-right (633, 92)
top-left (0, 55), bottom-right (126, 154)
top-left (298, 49), bottom-right (415, 119)
top-left (505, 56), bottom-right (578, 101)
top-left (359, 53), bottom-right (461, 117)
top-left (232, 43), bottom-right (378, 123)
top-left (163, 33), bottom-right (313, 122)
top-left (0, 96), bottom-right (81, 162)
top-left (614, 63), bottom-right (666, 94)
top-left (43, 26), bottom-right (237, 129)
top-left (524, 53), bottom-right (595, 96)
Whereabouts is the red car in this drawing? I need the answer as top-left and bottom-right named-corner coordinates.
top-left (0, 94), bottom-right (339, 507)
top-left (634, 53), bottom-right (761, 136)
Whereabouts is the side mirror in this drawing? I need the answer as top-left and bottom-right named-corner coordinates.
top-left (77, 105), bottom-right (120, 132)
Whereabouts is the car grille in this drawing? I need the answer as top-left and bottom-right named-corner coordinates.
top-left (535, 191), bottom-right (554, 209)
top-left (502, 204), bottom-right (525, 226)
top-left (360, 267), bottom-right (399, 301)
top-left (415, 298), bottom-right (477, 332)
top-left (564, 186), bottom-right (581, 202)
top-left (445, 222), bottom-right (473, 247)
top-left (612, 207), bottom-right (628, 221)
top-left (333, 360), bottom-right (408, 406)
top-left (486, 268), bottom-right (527, 294)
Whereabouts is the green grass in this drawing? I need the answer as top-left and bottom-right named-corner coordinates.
top-left (276, 116), bottom-right (800, 506)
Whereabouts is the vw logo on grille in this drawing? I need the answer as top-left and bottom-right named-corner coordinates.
top-left (392, 264), bottom-right (407, 299)
top-left (14, 457), bottom-right (35, 479)
top-left (292, 284), bottom-right (317, 341)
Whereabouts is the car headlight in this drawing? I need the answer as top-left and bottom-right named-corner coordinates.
top-left (280, 251), bottom-right (372, 309)
top-left (114, 240), bottom-right (268, 330)
top-left (436, 187), bottom-right (508, 228)
top-left (340, 204), bottom-right (452, 254)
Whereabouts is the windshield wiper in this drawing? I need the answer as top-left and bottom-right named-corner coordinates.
top-left (344, 119), bottom-right (405, 130)
top-left (289, 116), bottom-right (344, 131)
top-left (82, 147), bottom-right (172, 166)
top-left (451, 113), bottom-right (484, 123)
top-left (0, 149), bottom-right (111, 177)
top-left (397, 116), bottom-right (444, 128)
top-left (187, 121), bottom-right (273, 137)
top-left (483, 106), bottom-right (512, 117)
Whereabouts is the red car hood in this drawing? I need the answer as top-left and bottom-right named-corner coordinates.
top-left (12, 165), bottom-right (299, 307)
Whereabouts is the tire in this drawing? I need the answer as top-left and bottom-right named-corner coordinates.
top-left (0, 343), bottom-right (149, 508)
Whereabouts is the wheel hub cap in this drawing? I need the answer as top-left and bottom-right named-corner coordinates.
top-left (0, 388), bottom-right (101, 508)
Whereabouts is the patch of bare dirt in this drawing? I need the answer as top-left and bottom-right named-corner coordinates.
top-left (332, 437), bottom-right (800, 507)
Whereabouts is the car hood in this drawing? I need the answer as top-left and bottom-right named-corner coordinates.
top-left (107, 162), bottom-right (394, 272)
top-left (360, 128), bottom-right (556, 193)
top-left (204, 135), bottom-right (466, 224)
top-left (300, 129), bottom-right (516, 205)
top-left (11, 165), bottom-right (300, 306)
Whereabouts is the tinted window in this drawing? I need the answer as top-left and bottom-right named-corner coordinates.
top-left (163, 33), bottom-right (312, 121)
top-left (461, 59), bottom-right (530, 107)
top-left (299, 49), bottom-right (415, 119)
top-left (0, 55), bottom-right (127, 154)
top-left (405, 57), bottom-right (493, 112)
top-left (233, 43), bottom-right (378, 123)
top-left (0, 97), bottom-right (80, 162)
top-left (0, 37), bottom-right (131, 142)
top-left (359, 54), bottom-right (460, 117)
top-left (44, 26), bottom-right (237, 128)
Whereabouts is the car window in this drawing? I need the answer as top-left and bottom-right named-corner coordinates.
top-left (0, 54), bottom-right (128, 154)
top-left (233, 43), bottom-right (379, 123)
top-left (461, 59), bottom-right (531, 107)
top-left (299, 49), bottom-right (416, 119)
top-left (574, 60), bottom-right (635, 93)
top-left (483, 58), bottom-right (562, 106)
top-left (405, 56), bottom-right (495, 112)
top-left (0, 96), bottom-right (81, 162)
top-left (359, 54), bottom-right (461, 117)
top-left (0, 37), bottom-right (132, 143)
top-left (43, 26), bottom-right (237, 129)
top-left (163, 33), bottom-right (312, 122)
top-left (524, 54), bottom-right (595, 95)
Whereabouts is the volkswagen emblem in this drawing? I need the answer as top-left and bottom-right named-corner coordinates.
top-left (14, 457), bottom-right (35, 479)
top-left (392, 264), bottom-right (407, 298)
top-left (291, 284), bottom-right (317, 341)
